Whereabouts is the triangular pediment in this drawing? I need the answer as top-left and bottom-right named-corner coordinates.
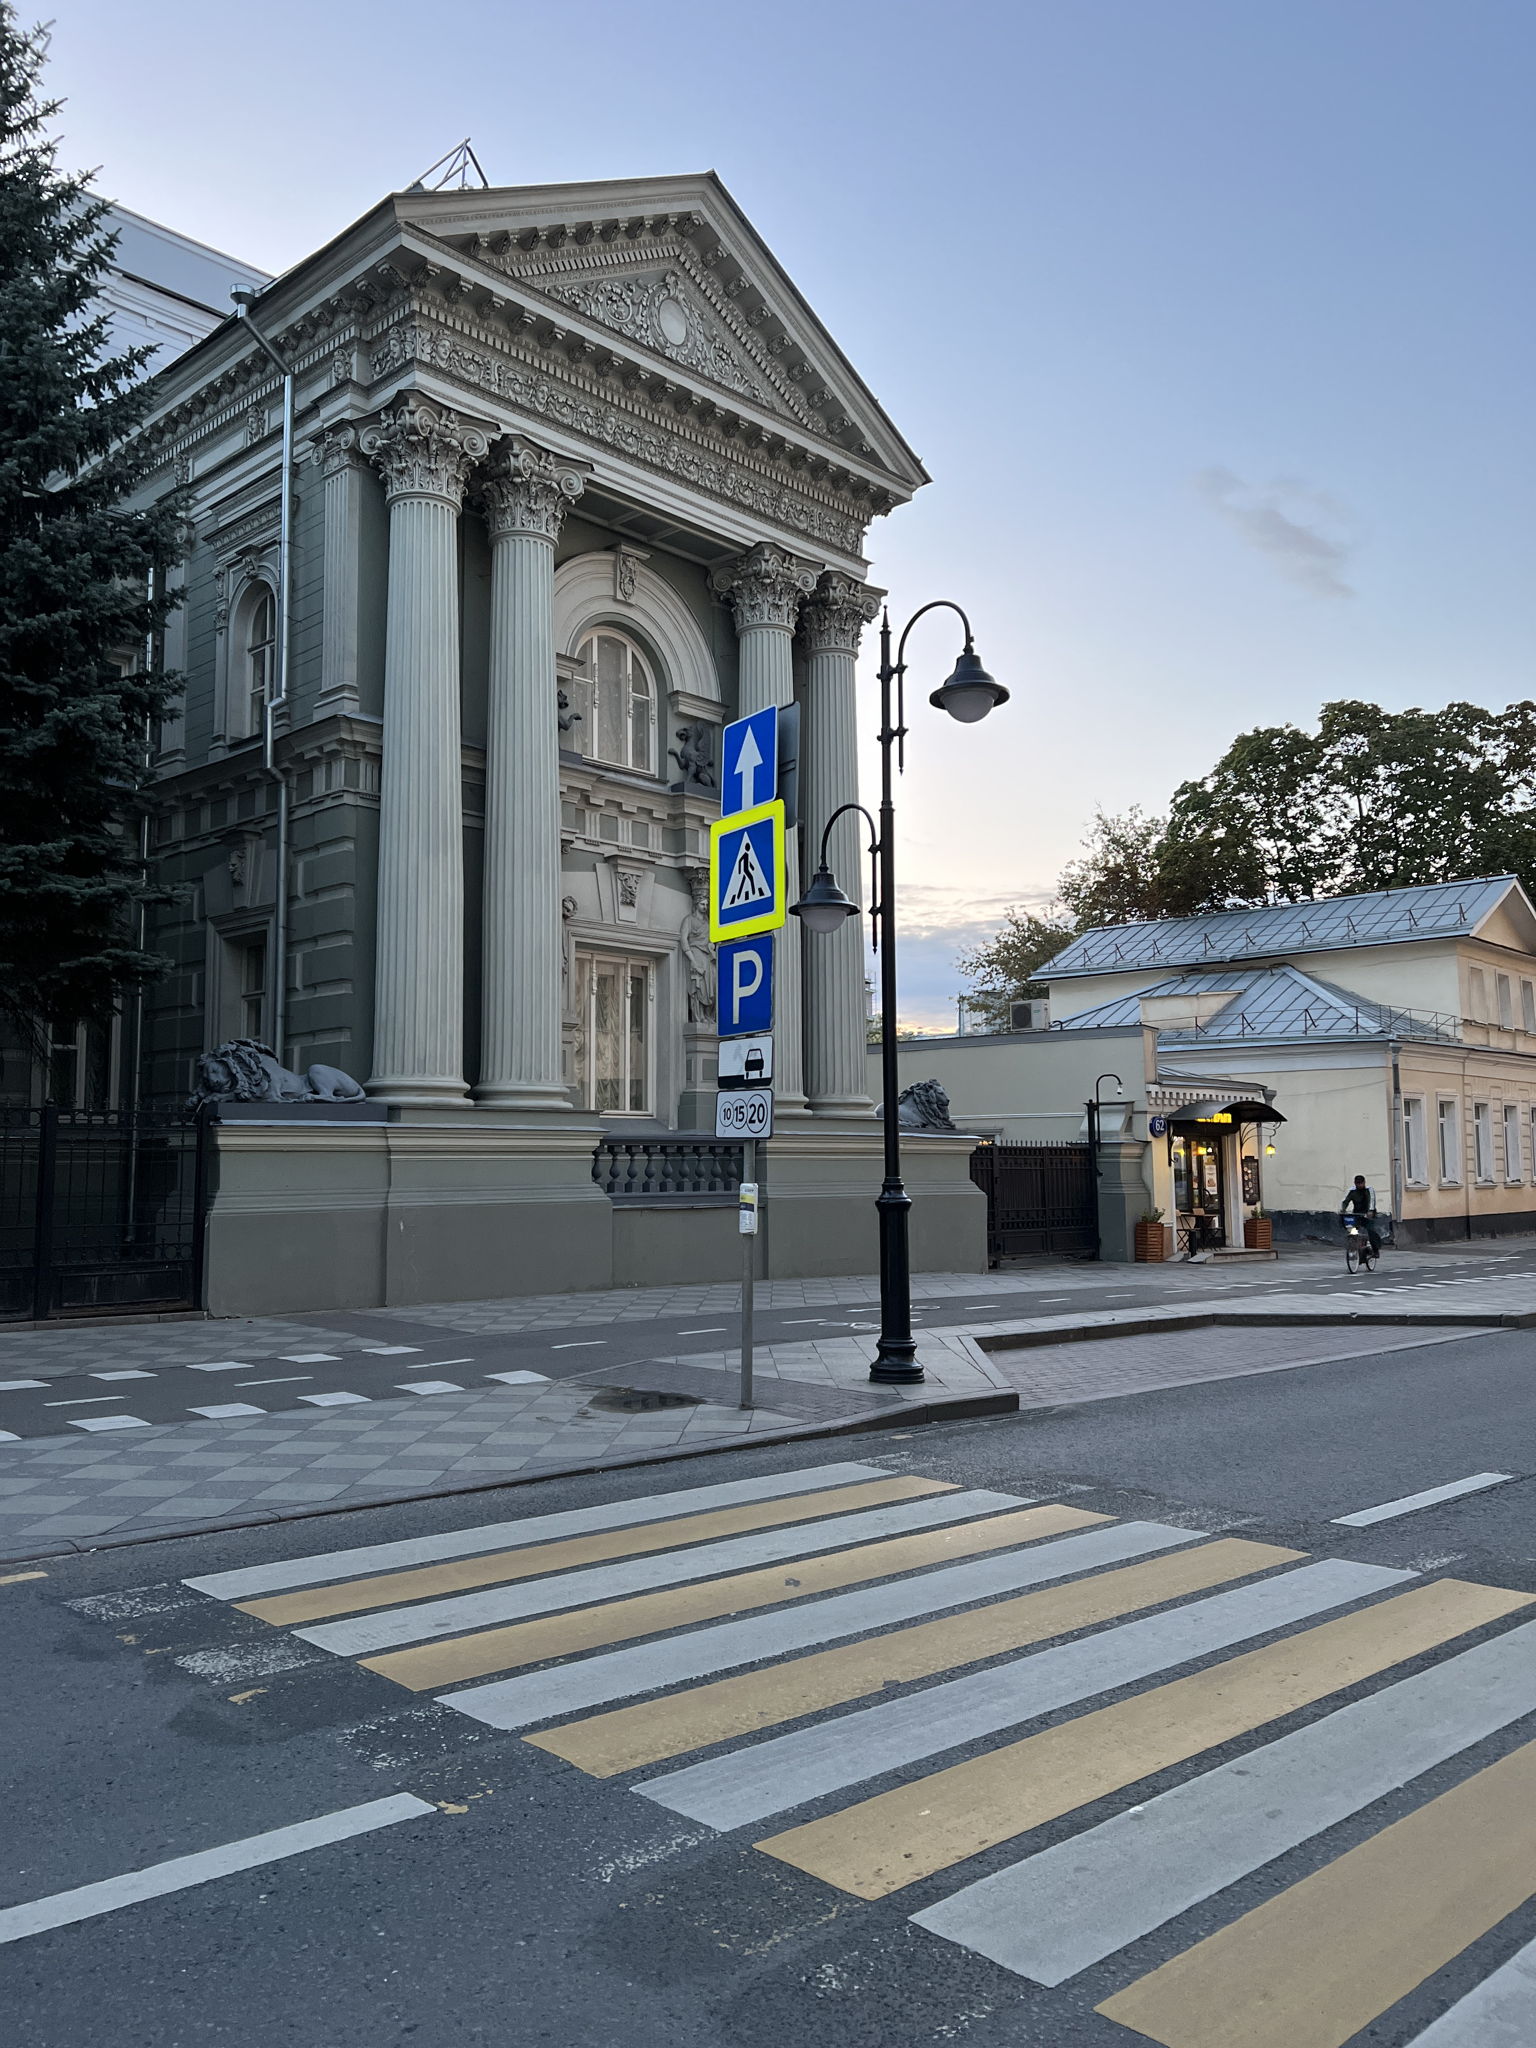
top-left (392, 173), bottom-right (926, 486)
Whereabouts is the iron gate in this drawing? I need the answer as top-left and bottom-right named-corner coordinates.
top-left (970, 1141), bottom-right (1097, 1262)
top-left (0, 1107), bottom-right (208, 1322)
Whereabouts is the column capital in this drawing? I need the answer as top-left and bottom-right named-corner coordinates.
top-left (714, 542), bottom-right (817, 634)
top-left (308, 421), bottom-right (366, 479)
top-left (359, 397), bottom-right (493, 508)
top-left (801, 571), bottom-right (883, 657)
top-left (479, 436), bottom-right (589, 544)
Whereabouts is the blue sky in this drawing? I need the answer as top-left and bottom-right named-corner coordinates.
top-left (50, 0), bottom-right (1535, 1026)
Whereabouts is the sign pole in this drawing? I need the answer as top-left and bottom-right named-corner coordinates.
top-left (739, 1138), bottom-right (756, 1410)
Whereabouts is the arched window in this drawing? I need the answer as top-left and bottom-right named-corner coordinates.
top-left (578, 629), bottom-right (655, 774)
top-left (244, 587), bottom-right (275, 739)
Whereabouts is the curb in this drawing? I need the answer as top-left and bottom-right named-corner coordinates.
top-left (0, 1386), bottom-right (1019, 1569)
top-left (976, 1308), bottom-right (1536, 1354)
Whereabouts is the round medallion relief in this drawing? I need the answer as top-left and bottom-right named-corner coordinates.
top-left (656, 296), bottom-right (690, 347)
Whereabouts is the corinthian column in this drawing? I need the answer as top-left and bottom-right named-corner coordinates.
top-left (801, 573), bottom-right (881, 1114)
top-left (720, 544), bottom-right (816, 1113)
top-left (310, 424), bottom-right (367, 718)
top-left (476, 438), bottom-right (588, 1109)
top-left (359, 398), bottom-right (491, 1106)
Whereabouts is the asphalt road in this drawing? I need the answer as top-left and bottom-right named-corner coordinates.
top-left (8, 1321), bottom-right (1536, 2045)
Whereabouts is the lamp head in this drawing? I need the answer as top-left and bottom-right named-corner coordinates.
top-left (930, 645), bottom-right (1009, 724)
top-left (791, 863), bottom-right (858, 935)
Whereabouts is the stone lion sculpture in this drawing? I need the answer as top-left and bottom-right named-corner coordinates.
top-left (897, 1078), bottom-right (957, 1131)
top-left (190, 1039), bottom-right (366, 1108)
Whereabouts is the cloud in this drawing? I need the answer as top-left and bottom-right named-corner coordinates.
top-left (1195, 467), bottom-right (1357, 597)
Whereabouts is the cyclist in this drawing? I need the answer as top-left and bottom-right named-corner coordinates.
top-left (1340, 1175), bottom-right (1382, 1259)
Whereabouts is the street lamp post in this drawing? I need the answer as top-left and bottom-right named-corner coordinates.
top-left (792, 603), bottom-right (1008, 1382)
top-left (1086, 1072), bottom-right (1124, 1262)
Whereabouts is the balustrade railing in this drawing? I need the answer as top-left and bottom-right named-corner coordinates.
top-left (592, 1138), bottom-right (744, 1201)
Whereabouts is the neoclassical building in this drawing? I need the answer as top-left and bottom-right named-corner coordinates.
top-left (127, 174), bottom-right (985, 1309)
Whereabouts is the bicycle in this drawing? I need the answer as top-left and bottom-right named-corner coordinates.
top-left (1344, 1219), bottom-right (1379, 1275)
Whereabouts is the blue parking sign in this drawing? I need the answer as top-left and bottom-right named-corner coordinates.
top-left (717, 937), bottom-right (774, 1037)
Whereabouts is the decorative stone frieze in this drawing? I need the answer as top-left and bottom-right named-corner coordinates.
top-left (801, 570), bottom-right (882, 657)
top-left (479, 437), bottom-right (587, 543)
top-left (359, 397), bottom-right (493, 507)
top-left (718, 543), bottom-right (817, 635)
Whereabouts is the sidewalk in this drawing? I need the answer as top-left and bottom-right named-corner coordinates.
top-left (2, 1248), bottom-right (1533, 1562)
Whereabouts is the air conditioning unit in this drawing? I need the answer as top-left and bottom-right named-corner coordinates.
top-left (1010, 999), bottom-right (1050, 1032)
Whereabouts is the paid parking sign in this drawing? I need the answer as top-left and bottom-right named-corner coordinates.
top-left (717, 935), bottom-right (773, 1037)
top-left (709, 799), bottom-right (786, 942)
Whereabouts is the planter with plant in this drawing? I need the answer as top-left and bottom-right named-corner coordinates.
top-left (1134, 1207), bottom-right (1168, 1262)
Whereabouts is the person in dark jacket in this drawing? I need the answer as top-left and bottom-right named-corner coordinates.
top-left (1341, 1176), bottom-right (1381, 1256)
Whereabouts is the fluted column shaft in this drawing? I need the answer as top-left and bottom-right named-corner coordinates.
top-left (722, 545), bottom-right (815, 1113)
top-left (312, 424), bottom-right (366, 718)
top-left (477, 440), bottom-right (587, 1109)
top-left (802, 574), bottom-right (881, 1113)
top-left (361, 400), bottom-right (490, 1106)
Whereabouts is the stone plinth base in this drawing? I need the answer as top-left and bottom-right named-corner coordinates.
top-left (203, 1116), bottom-right (987, 1316)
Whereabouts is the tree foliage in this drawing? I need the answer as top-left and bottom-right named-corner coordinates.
top-left (958, 699), bottom-right (1536, 1016)
top-left (0, 7), bottom-right (182, 1041)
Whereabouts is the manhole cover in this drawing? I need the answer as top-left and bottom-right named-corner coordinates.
top-left (581, 1385), bottom-right (706, 1415)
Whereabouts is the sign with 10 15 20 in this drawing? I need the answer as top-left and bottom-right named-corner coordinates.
top-left (716, 1088), bottom-right (773, 1140)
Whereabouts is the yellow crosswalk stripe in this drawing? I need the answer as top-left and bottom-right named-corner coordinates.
top-left (756, 1576), bottom-right (1533, 1898)
top-left (359, 1503), bottom-right (1107, 1692)
top-left (235, 1476), bottom-right (952, 1627)
top-left (1097, 1735), bottom-right (1536, 2048)
top-left (527, 1537), bottom-right (1302, 1777)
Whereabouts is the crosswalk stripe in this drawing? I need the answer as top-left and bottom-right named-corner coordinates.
top-left (1405, 1930), bottom-right (1536, 2045)
top-left (300, 1489), bottom-right (1028, 1657)
top-left (755, 1576), bottom-right (1526, 1897)
top-left (532, 1538), bottom-right (1302, 1779)
top-left (649, 1557), bottom-right (1404, 1834)
top-left (236, 1476), bottom-right (952, 1627)
top-left (182, 1461), bottom-right (893, 1600)
top-left (1096, 1735), bottom-right (1536, 2048)
top-left (913, 1612), bottom-right (1536, 1984)
top-left (443, 1518), bottom-right (1199, 1731)
top-left (367, 1503), bottom-right (1102, 1693)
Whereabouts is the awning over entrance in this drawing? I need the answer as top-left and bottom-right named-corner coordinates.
top-left (1173, 1098), bottom-right (1288, 1126)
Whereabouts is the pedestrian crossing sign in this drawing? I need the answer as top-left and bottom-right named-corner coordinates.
top-left (709, 799), bottom-right (786, 942)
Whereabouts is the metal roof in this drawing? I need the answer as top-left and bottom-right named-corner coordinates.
top-left (1041, 877), bottom-right (1519, 978)
top-left (1055, 965), bottom-right (1461, 1045)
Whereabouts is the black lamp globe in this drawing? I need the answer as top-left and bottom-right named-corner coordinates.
top-left (790, 862), bottom-right (859, 934)
top-left (929, 646), bottom-right (1008, 724)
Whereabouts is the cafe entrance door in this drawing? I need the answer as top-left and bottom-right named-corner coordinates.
top-left (1171, 1124), bottom-right (1226, 1252)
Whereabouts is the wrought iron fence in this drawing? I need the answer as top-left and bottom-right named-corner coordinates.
top-left (592, 1138), bottom-right (744, 1201)
top-left (0, 1106), bottom-right (208, 1322)
top-left (969, 1141), bottom-right (1097, 1261)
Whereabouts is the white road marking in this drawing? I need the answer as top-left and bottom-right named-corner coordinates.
top-left (237, 1376), bottom-right (311, 1388)
top-left (418, 1358), bottom-right (471, 1368)
top-left (639, 1558), bottom-right (1410, 1831)
top-left (1332, 1471), bottom-right (1515, 1526)
top-left (0, 1430), bottom-right (20, 1440)
top-left (298, 1391), bottom-right (370, 1408)
top-left (188, 1403), bottom-right (266, 1420)
top-left (186, 1362), bottom-right (253, 1373)
top-left (445, 1522), bottom-right (1202, 1731)
top-left (1409, 1931), bottom-right (1536, 2043)
top-left (0, 1794), bottom-right (434, 1946)
top-left (552, 1341), bottom-right (606, 1349)
top-left (281, 1353), bottom-right (341, 1364)
top-left (298, 1491), bottom-right (1032, 1657)
top-left (484, 1370), bottom-right (549, 1386)
top-left (184, 1462), bottom-right (894, 1600)
top-left (0, 1380), bottom-right (44, 1391)
top-left (394, 1381), bottom-right (463, 1396)
top-left (913, 1614), bottom-right (1536, 1983)
top-left (46, 1396), bottom-right (125, 1407)
top-left (88, 1370), bottom-right (155, 1381)
top-left (67, 1415), bottom-right (151, 1432)
top-left (357, 1346), bottom-right (421, 1355)
top-left (677, 1328), bottom-right (728, 1335)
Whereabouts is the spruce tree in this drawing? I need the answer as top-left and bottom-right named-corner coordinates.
top-left (0, 6), bottom-right (181, 1047)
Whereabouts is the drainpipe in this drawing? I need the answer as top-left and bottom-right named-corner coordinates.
top-left (231, 288), bottom-right (295, 1063)
top-left (1388, 1038), bottom-right (1404, 1245)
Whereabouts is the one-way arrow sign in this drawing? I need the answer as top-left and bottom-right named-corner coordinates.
top-left (721, 707), bottom-right (778, 818)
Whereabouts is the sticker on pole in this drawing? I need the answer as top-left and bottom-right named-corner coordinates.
top-left (716, 1087), bottom-right (773, 1139)
top-left (717, 936), bottom-right (773, 1037)
top-left (709, 800), bottom-right (786, 942)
